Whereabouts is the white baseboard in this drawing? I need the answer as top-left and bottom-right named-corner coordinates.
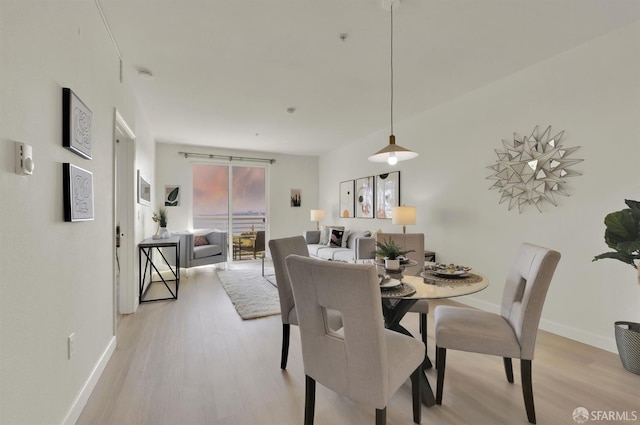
top-left (452, 296), bottom-right (618, 354)
top-left (61, 336), bottom-right (117, 425)
top-left (539, 318), bottom-right (617, 353)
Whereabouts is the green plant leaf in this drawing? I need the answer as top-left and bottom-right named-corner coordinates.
top-left (593, 252), bottom-right (638, 268)
top-left (372, 238), bottom-right (415, 260)
top-left (594, 200), bottom-right (640, 270)
top-left (603, 210), bottom-right (639, 250)
top-left (168, 187), bottom-right (179, 202)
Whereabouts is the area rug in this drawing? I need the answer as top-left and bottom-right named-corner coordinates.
top-left (216, 262), bottom-right (280, 320)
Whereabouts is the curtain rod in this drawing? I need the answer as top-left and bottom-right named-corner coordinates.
top-left (178, 151), bottom-right (276, 164)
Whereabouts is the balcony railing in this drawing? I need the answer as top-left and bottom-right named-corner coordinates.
top-left (193, 215), bottom-right (266, 236)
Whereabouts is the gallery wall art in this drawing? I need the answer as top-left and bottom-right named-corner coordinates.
top-left (291, 189), bottom-right (301, 207)
top-left (375, 171), bottom-right (400, 219)
top-left (137, 170), bottom-right (151, 206)
top-left (339, 180), bottom-right (355, 218)
top-left (355, 176), bottom-right (374, 218)
top-left (62, 88), bottom-right (92, 160)
top-left (164, 185), bottom-right (180, 207)
top-left (63, 163), bottom-right (94, 222)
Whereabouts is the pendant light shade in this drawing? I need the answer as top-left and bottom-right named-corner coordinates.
top-left (368, 0), bottom-right (418, 165)
top-left (368, 135), bottom-right (419, 164)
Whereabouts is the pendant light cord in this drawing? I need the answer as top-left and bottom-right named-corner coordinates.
top-left (390, 3), bottom-right (394, 135)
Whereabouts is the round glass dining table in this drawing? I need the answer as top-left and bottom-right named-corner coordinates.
top-left (378, 269), bottom-right (490, 407)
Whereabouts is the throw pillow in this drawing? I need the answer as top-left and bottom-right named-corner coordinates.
top-left (327, 229), bottom-right (344, 248)
top-left (194, 235), bottom-right (209, 246)
top-left (322, 226), bottom-right (345, 244)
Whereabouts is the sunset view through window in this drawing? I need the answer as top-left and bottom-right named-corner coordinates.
top-left (193, 164), bottom-right (266, 235)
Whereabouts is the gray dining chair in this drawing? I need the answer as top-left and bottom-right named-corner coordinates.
top-left (268, 236), bottom-right (342, 369)
top-left (375, 232), bottom-right (431, 366)
top-left (434, 242), bottom-right (561, 424)
top-left (286, 255), bottom-right (423, 425)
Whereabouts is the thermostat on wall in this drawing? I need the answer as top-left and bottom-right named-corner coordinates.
top-left (15, 142), bottom-right (34, 175)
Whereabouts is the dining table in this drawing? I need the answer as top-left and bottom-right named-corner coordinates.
top-left (372, 262), bottom-right (490, 407)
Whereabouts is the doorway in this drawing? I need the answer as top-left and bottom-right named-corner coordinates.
top-left (192, 163), bottom-right (267, 259)
top-left (114, 111), bottom-right (136, 319)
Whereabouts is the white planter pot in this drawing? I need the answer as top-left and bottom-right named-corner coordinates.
top-left (384, 259), bottom-right (400, 271)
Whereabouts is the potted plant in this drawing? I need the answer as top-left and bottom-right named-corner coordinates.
top-left (374, 238), bottom-right (415, 271)
top-left (152, 206), bottom-right (169, 239)
top-left (593, 199), bottom-right (640, 374)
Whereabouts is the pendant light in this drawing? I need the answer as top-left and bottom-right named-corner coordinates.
top-left (368, 0), bottom-right (418, 165)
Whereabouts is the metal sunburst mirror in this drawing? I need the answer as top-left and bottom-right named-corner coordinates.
top-left (487, 126), bottom-right (583, 213)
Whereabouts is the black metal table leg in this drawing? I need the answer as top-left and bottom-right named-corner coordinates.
top-left (381, 298), bottom-right (436, 407)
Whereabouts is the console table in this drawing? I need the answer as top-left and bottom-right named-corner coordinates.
top-left (138, 236), bottom-right (180, 303)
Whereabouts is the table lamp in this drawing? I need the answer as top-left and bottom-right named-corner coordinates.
top-left (310, 209), bottom-right (325, 231)
top-left (392, 205), bottom-right (416, 234)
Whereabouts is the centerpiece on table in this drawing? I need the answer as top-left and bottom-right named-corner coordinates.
top-left (373, 238), bottom-right (415, 274)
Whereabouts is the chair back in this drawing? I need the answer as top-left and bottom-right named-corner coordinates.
top-left (375, 232), bottom-right (425, 276)
top-left (254, 230), bottom-right (266, 255)
top-left (268, 236), bottom-right (309, 325)
top-left (501, 243), bottom-right (561, 359)
top-left (286, 255), bottom-right (390, 407)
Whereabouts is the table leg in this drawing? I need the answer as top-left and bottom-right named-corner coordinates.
top-left (420, 313), bottom-right (433, 370)
top-left (381, 298), bottom-right (436, 407)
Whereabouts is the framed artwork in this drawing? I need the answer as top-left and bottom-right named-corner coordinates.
top-left (164, 185), bottom-right (180, 207)
top-left (62, 87), bottom-right (92, 159)
top-left (137, 170), bottom-right (151, 206)
top-left (290, 189), bottom-right (301, 207)
top-left (339, 180), bottom-right (355, 218)
top-left (355, 176), bottom-right (374, 218)
top-left (376, 171), bottom-right (400, 219)
top-left (63, 163), bottom-right (94, 222)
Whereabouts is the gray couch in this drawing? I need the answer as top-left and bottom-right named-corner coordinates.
top-left (303, 230), bottom-right (375, 261)
top-left (168, 230), bottom-right (228, 269)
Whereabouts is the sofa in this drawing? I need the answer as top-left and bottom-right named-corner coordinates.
top-left (303, 229), bottom-right (375, 261)
top-left (168, 230), bottom-right (228, 269)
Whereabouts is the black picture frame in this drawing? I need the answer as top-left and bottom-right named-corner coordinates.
top-left (62, 87), bottom-right (93, 159)
top-left (63, 163), bottom-right (94, 222)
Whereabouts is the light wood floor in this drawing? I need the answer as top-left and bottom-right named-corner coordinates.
top-left (77, 263), bottom-right (639, 425)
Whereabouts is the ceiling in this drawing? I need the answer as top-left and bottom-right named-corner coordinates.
top-left (98, 0), bottom-right (640, 157)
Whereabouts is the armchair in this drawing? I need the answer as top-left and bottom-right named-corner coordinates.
top-left (169, 230), bottom-right (228, 269)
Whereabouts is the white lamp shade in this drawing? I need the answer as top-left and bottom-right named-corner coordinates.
top-left (392, 206), bottom-right (416, 226)
top-left (310, 209), bottom-right (325, 222)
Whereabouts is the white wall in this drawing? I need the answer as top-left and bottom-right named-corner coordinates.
top-left (0, 2), bottom-right (154, 424)
top-left (319, 21), bottom-right (640, 352)
top-left (155, 143), bottom-right (319, 240)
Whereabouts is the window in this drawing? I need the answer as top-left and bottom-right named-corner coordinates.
top-left (193, 164), bottom-right (266, 236)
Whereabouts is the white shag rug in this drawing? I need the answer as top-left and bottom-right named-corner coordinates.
top-left (216, 261), bottom-right (280, 320)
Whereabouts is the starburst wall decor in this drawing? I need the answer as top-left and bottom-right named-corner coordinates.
top-left (487, 126), bottom-right (582, 213)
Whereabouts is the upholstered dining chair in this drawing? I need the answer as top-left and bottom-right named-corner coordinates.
top-left (375, 232), bottom-right (431, 366)
top-left (268, 236), bottom-right (342, 370)
top-left (434, 242), bottom-right (561, 424)
top-left (286, 255), bottom-right (424, 425)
